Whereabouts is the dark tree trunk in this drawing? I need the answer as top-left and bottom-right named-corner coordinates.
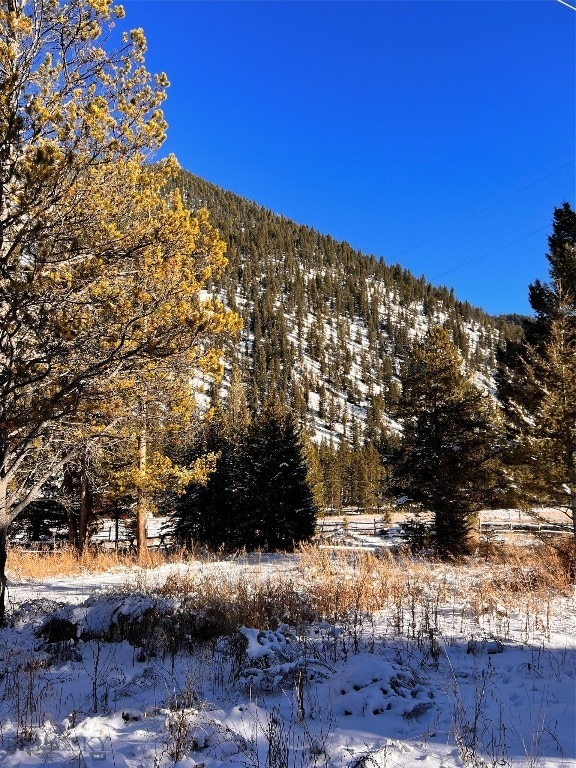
top-left (0, 523), bottom-right (7, 627)
top-left (78, 468), bottom-right (92, 555)
top-left (0, 473), bottom-right (9, 625)
top-left (63, 465), bottom-right (80, 550)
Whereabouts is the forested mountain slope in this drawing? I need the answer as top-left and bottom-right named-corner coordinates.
top-left (172, 169), bottom-right (521, 444)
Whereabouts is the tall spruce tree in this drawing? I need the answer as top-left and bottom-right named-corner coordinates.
top-left (394, 327), bottom-right (502, 556)
top-left (172, 370), bottom-right (251, 550)
top-left (174, 400), bottom-right (316, 551)
top-left (498, 202), bottom-right (576, 423)
top-left (497, 203), bottom-right (576, 516)
top-left (516, 306), bottom-right (576, 552)
top-left (244, 401), bottom-right (317, 550)
top-left (529, 202), bottom-right (576, 339)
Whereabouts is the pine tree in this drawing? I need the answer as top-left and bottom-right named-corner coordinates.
top-left (243, 402), bottom-right (317, 550)
top-left (356, 442), bottom-right (386, 513)
top-left (0, 0), bottom-right (238, 618)
top-left (302, 436), bottom-right (326, 515)
top-left (319, 441), bottom-right (344, 512)
top-left (498, 203), bottom-right (576, 415)
top-left (394, 327), bottom-right (502, 556)
top-left (173, 433), bottom-right (247, 550)
top-left (513, 306), bottom-right (576, 553)
top-left (497, 203), bottom-right (576, 510)
top-left (174, 401), bottom-right (316, 551)
top-left (223, 362), bottom-right (251, 436)
top-left (529, 202), bottom-right (576, 339)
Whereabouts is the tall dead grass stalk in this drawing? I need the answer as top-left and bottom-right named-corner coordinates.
top-left (6, 546), bottom-right (177, 579)
top-left (7, 542), bottom-right (572, 640)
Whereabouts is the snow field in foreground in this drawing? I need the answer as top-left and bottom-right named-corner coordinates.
top-left (0, 553), bottom-right (574, 768)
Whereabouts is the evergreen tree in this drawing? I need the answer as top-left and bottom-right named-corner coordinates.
top-left (529, 202), bottom-right (576, 339)
top-left (319, 441), bottom-right (344, 512)
top-left (497, 203), bottom-right (576, 507)
top-left (302, 436), bottom-right (326, 515)
top-left (223, 363), bottom-right (251, 436)
top-left (394, 327), bottom-right (502, 556)
top-left (175, 449), bottom-right (244, 550)
top-left (512, 306), bottom-right (576, 552)
top-left (244, 401), bottom-right (317, 550)
top-left (498, 203), bottom-right (576, 414)
top-left (174, 402), bottom-right (316, 551)
top-left (0, 0), bottom-right (237, 618)
top-left (356, 442), bottom-right (386, 513)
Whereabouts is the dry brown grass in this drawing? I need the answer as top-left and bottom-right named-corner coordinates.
top-left (7, 540), bottom-right (572, 641)
top-left (154, 570), bottom-right (314, 632)
top-left (6, 545), bottom-right (180, 579)
top-left (481, 541), bottom-right (570, 591)
top-left (129, 542), bottom-right (573, 638)
top-left (291, 543), bottom-right (573, 637)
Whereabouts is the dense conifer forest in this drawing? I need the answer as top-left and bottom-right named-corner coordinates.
top-left (157, 170), bottom-right (533, 546)
top-left (172, 169), bottom-right (522, 439)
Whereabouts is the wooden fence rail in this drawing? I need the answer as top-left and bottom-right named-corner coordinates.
top-left (11, 516), bottom-right (569, 553)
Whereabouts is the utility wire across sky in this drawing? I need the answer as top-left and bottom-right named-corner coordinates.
top-left (392, 160), bottom-right (575, 261)
top-left (431, 226), bottom-right (550, 284)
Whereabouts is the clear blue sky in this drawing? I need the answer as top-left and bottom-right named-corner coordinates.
top-left (121, 0), bottom-right (575, 317)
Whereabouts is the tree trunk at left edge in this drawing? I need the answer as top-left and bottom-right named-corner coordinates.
top-left (136, 400), bottom-right (148, 559)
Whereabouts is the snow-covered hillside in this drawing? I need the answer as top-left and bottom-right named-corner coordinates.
top-left (179, 170), bottom-right (522, 445)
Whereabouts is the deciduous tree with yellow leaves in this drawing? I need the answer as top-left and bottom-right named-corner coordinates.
top-left (0, 0), bottom-right (239, 621)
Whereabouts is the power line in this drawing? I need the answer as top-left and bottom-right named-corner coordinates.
top-left (556, 0), bottom-right (576, 11)
top-left (431, 225), bottom-right (549, 281)
top-left (392, 160), bottom-right (575, 260)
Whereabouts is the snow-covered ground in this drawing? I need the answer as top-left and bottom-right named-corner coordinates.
top-left (1, 553), bottom-right (574, 768)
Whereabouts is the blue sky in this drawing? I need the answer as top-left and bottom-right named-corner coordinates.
top-left (122, 1), bottom-right (575, 316)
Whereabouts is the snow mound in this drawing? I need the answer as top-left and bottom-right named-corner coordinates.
top-left (329, 654), bottom-right (436, 719)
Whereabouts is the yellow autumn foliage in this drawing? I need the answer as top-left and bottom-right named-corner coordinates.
top-left (0, 0), bottom-right (241, 567)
